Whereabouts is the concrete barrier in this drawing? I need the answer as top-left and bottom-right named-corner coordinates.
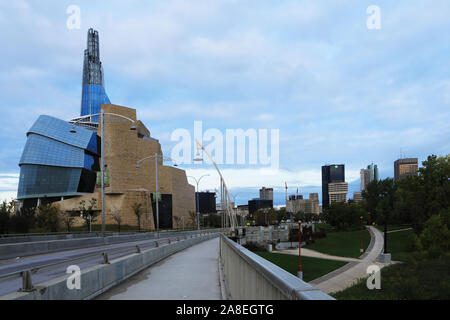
top-left (0, 233), bottom-right (219, 300)
top-left (0, 230), bottom-right (206, 260)
top-left (219, 235), bottom-right (334, 300)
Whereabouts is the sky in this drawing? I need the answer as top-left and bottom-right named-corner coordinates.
top-left (0, 0), bottom-right (449, 205)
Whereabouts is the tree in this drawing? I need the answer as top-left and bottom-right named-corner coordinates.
top-left (111, 208), bottom-right (123, 233)
top-left (79, 198), bottom-right (98, 232)
top-left (188, 210), bottom-right (197, 228)
top-left (420, 214), bottom-right (450, 255)
top-left (61, 211), bottom-right (76, 232)
top-left (132, 202), bottom-right (143, 232)
top-left (37, 204), bottom-right (60, 232)
top-left (0, 201), bottom-right (12, 234)
top-left (324, 202), bottom-right (367, 231)
top-left (362, 178), bottom-right (397, 225)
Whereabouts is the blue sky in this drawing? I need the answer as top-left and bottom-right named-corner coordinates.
top-left (0, 0), bottom-right (449, 205)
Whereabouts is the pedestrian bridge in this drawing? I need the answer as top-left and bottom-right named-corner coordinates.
top-left (1, 232), bottom-right (333, 300)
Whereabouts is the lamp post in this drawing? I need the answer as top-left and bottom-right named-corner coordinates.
top-left (187, 174), bottom-right (210, 230)
top-left (360, 216), bottom-right (364, 253)
top-left (70, 110), bottom-right (136, 236)
top-left (298, 220), bottom-right (303, 280)
top-left (136, 153), bottom-right (177, 238)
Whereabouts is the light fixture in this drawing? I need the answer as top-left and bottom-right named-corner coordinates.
top-left (70, 126), bottom-right (77, 134)
top-left (194, 150), bottom-right (203, 162)
top-left (130, 124), bottom-right (136, 131)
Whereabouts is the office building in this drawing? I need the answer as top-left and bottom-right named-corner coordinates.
top-left (286, 193), bottom-right (320, 215)
top-left (394, 158), bottom-right (418, 181)
top-left (248, 199), bottom-right (273, 216)
top-left (322, 164), bottom-right (345, 210)
top-left (259, 187), bottom-right (273, 201)
top-left (361, 163), bottom-right (379, 191)
top-left (328, 182), bottom-right (348, 204)
top-left (195, 192), bottom-right (216, 214)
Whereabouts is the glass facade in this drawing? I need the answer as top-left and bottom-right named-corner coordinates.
top-left (17, 115), bottom-right (100, 200)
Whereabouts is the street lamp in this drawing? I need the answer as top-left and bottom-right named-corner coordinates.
top-left (136, 153), bottom-right (177, 238)
top-left (70, 110), bottom-right (136, 236)
top-left (360, 216), bottom-right (364, 253)
top-left (298, 220), bottom-right (303, 280)
top-left (187, 174), bottom-right (210, 230)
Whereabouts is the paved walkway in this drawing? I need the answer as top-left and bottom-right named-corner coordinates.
top-left (278, 248), bottom-right (360, 263)
top-left (309, 226), bottom-right (385, 294)
top-left (97, 238), bottom-right (222, 300)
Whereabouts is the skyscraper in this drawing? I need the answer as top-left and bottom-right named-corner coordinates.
top-left (322, 164), bottom-right (346, 210)
top-left (361, 163), bottom-right (379, 191)
top-left (80, 28), bottom-right (111, 123)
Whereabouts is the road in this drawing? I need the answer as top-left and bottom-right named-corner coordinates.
top-left (0, 230), bottom-right (212, 297)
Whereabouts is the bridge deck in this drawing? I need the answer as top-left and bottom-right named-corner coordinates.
top-left (97, 237), bottom-right (222, 300)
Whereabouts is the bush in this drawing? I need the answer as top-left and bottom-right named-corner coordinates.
top-left (420, 214), bottom-right (450, 254)
top-left (406, 232), bottom-right (422, 252)
top-left (243, 241), bottom-right (267, 252)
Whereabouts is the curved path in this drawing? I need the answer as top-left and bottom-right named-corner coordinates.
top-left (278, 248), bottom-right (360, 263)
top-left (97, 237), bottom-right (222, 300)
top-left (308, 226), bottom-right (385, 294)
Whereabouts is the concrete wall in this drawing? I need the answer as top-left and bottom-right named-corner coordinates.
top-left (219, 235), bottom-right (334, 300)
top-left (0, 230), bottom-right (201, 260)
top-left (1, 233), bottom-right (218, 300)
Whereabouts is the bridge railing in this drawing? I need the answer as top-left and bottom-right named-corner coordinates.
top-left (219, 234), bottom-right (334, 300)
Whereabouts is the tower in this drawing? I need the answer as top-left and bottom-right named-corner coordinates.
top-left (80, 28), bottom-right (111, 123)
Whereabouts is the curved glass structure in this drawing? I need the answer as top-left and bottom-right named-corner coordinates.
top-left (17, 115), bottom-right (100, 200)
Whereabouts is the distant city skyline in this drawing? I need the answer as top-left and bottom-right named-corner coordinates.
top-left (1, 1), bottom-right (449, 203)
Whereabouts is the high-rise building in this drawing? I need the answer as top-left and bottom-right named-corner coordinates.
top-left (328, 182), bottom-right (348, 204)
top-left (361, 163), bottom-right (379, 191)
top-left (394, 158), bottom-right (418, 181)
top-left (322, 164), bottom-right (345, 210)
top-left (259, 187), bottom-right (273, 201)
top-left (79, 28), bottom-right (111, 127)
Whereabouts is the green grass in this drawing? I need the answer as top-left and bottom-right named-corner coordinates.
top-left (304, 229), bottom-right (371, 258)
top-left (385, 229), bottom-right (415, 262)
top-left (255, 252), bottom-right (347, 283)
top-left (332, 254), bottom-right (450, 300)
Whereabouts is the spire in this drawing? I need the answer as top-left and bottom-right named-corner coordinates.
top-left (80, 28), bottom-right (111, 119)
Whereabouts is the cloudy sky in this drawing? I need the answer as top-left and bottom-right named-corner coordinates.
top-left (0, 0), bottom-right (449, 205)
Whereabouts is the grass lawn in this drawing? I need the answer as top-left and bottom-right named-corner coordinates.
top-left (385, 229), bottom-right (415, 262)
top-left (332, 254), bottom-right (450, 300)
top-left (255, 251), bottom-right (347, 283)
top-left (304, 229), bottom-right (371, 258)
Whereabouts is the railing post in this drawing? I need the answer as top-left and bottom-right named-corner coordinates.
top-left (102, 252), bottom-right (110, 264)
top-left (19, 270), bottom-right (35, 292)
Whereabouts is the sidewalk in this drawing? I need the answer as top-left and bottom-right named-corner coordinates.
top-left (278, 248), bottom-right (360, 263)
top-left (97, 237), bottom-right (222, 300)
top-left (309, 226), bottom-right (385, 294)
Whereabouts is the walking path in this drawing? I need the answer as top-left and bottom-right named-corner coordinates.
top-left (308, 226), bottom-right (385, 294)
top-left (278, 248), bottom-right (360, 263)
top-left (97, 238), bottom-right (222, 300)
